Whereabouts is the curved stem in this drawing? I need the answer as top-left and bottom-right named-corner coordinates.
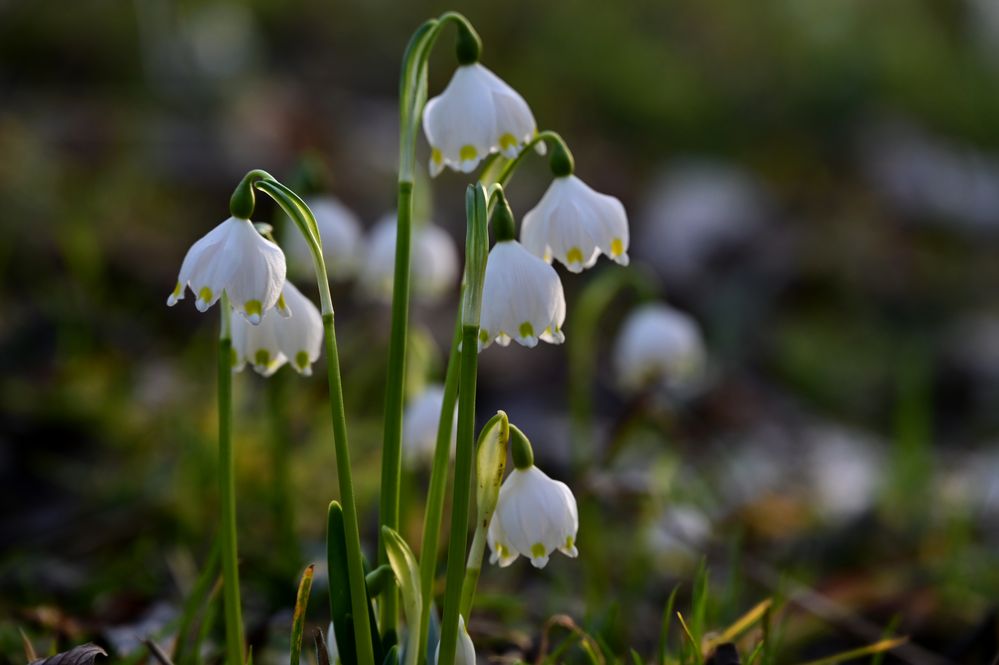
top-left (252, 178), bottom-right (375, 665)
top-left (217, 293), bottom-right (245, 665)
top-left (493, 130), bottom-right (572, 189)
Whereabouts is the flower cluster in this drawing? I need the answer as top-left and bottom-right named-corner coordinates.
top-left (168, 215), bottom-right (324, 378)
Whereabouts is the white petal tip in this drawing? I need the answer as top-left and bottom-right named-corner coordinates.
top-left (613, 254), bottom-right (630, 267)
top-left (166, 296), bottom-right (178, 306)
top-left (518, 336), bottom-right (539, 348)
top-left (561, 546), bottom-right (579, 558)
top-left (299, 366), bottom-right (313, 377)
top-left (529, 556), bottom-right (550, 569)
top-left (246, 313), bottom-right (261, 325)
top-left (195, 299), bottom-right (210, 312)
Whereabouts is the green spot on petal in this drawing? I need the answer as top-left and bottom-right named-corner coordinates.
top-left (530, 543), bottom-right (547, 558)
top-left (566, 247), bottom-right (584, 265)
top-left (611, 238), bottom-right (624, 257)
top-left (479, 329), bottom-right (489, 343)
top-left (519, 321), bottom-right (535, 338)
top-left (245, 299), bottom-right (262, 318)
top-left (199, 286), bottom-right (213, 302)
top-left (230, 347), bottom-right (239, 368)
top-left (295, 350), bottom-right (309, 370)
top-left (172, 282), bottom-right (183, 297)
top-left (276, 294), bottom-right (287, 311)
top-left (499, 133), bottom-right (518, 151)
top-left (499, 544), bottom-right (511, 557)
top-left (459, 145), bottom-right (478, 161)
top-left (431, 148), bottom-right (443, 164)
top-left (254, 349), bottom-right (270, 367)
top-left (565, 536), bottom-right (574, 549)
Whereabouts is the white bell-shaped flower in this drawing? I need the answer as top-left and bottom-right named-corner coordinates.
top-left (167, 216), bottom-right (287, 324)
top-left (274, 281), bottom-right (323, 376)
top-left (231, 306), bottom-right (285, 376)
top-left (283, 196), bottom-right (363, 280)
top-left (488, 465), bottom-right (578, 569)
top-left (612, 303), bottom-right (706, 392)
top-left (360, 215), bottom-right (459, 303)
top-left (402, 384), bottom-right (457, 466)
top-left (434, 616), bottom-right (476, 665)
top-left (479, 240), bottom-right (566, 350)
top-left (231, 282), bottom-right (323, 377)
top-left (521, 175), bottom-right (630, 272)
top-left (423, 63), bottom-right (536, 176)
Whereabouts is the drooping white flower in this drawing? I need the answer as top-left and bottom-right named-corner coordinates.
top-left (402, 384), bottom-right (457, 465)
top-left (274, 281), bottom-right (323, 376)
top-left (434, 616), bottom-right (475, 665)
top-left (612, 304), bottom-right (706, 393)
top-left (488, 465), bottom-right (578, 569)
top-left (360, 215), bottom-right (459, 303)
top-left (231, 305), bottom-right (285, 376)
top-left (167, 216), bottom-right (287, 324)
top-left (283, 196), bottom-right (363, 280)
top-left (231, 282), bottom-right (322, 377)
top-left (479, 240), bottom-right (566, 350)
top-left (521, 175), bottom-right (630, 272)
top-left (423, 63), bottom-right (537, 176)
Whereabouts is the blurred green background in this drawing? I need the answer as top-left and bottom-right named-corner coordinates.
top-left (4, 0), bottom-right (999, 663)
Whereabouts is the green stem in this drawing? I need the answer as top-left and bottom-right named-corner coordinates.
top-left (458, 525), bottom-right (486, 620)
top-left (567, 267), bottom-right (659, 469)
top-left (251, 177), bottom-right (375, 665)
top-left (217, 293), bottom-right (245, 665)
top-left (378, 179), bottom-right (414, 635)
top-left (436, 326), bottom-right (480, 665)
top-left (415, 311), bottom-right (462, 665)
top-left (492, 130), bottom-right (572, 189)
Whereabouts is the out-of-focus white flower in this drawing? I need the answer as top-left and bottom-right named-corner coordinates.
top-left (361, 215), bottom-right (459, 303)
top-left (423, 63), bottom-right (536, 176)
top-left (488, 465), bottom-right (578, 568)
top-left (283, 196), bottom-right (363, 280)
top-left (479, 240), bottom-right (566, 350)
top-left (644, 505), bottom-right (713, 560)
top-left (805, 425), bottom-right (882, 521)
top-left (231, 282), bottom-right (322, 377)
top-left (403, 384), bottom-right (457, 465)
top-left (521, 175), bottom-right (630, 272)
top-left (636, 162), bottom-right (770, 282)
top-left (167, 216), bottom-right (287, 324)
top-left (612, 304), bottom-right (706, 392)
top-left (434, 616), bottom-right (475, 665)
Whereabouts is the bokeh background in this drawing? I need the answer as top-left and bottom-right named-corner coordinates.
top-left (4, 0), bottom-right (999, 663)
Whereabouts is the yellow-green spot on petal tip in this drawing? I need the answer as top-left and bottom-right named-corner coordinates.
top-left (499, 133), bottom-right (518, 151)
top-left (295, 351), bottom-right (309, 370)
top-left (565, 536), bottom-right (574, 549)
top-left (198, 286), bottom-right (213, 302)
top-left (431, 147), bottom-right (443, 164)
top-left (459, 145), bottom-right (478, 161)
top-left (530, 543), bottom-right (547, 558)
top-left (479, 329), bottom-right (489, 343)
top-left (172, 282), bottom-right (183, 297)
top-left (611, 238), bottom-right (624, 257)
top-left (519, 321), bottom-right (535, 338)
top-left (245, 300), bottom-right (262, 318)
top-left (276, 294), bottom-right (287, 310)
top-left (566, 247), bottom-right (584, 265)
top-left (254, 349), bottom-right (270, 367)
top-left (230, 347), bottom-right (239, 368)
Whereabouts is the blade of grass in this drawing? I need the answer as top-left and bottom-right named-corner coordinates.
top-left (705, 599), bottom-right (773, 652)
top-left (291, 564), bottom-right (316, 665)
top-left (658, 585), bottom-right (679, 665)
top-left (676, 612), bottom-right (702, 665)
top-left (19, 627), bottom-right (37, 662)
top-left (173, 541), bottom-right (221, 665)
top-left (792, 637), bottom-right (908, 665)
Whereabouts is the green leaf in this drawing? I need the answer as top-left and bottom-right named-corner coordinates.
top-left (381, 526), bottom-right (422, 665)
top-left (327, 502), bottom-right (358, 665)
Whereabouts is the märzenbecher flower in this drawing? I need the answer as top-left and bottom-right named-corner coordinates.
top-left (521, 174), bottom-right (630, 272)
top-left (478, 240), bottom-right (566, 350)
top-left (167, 216), bottom-right (287, 324)
top-left (231, 281), bottom-right (322, 377)
top-left (423, 63), bottom-right (537, 177)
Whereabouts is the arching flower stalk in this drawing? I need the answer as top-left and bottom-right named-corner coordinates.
top-left (283, 195), bottom-right (364, 281)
